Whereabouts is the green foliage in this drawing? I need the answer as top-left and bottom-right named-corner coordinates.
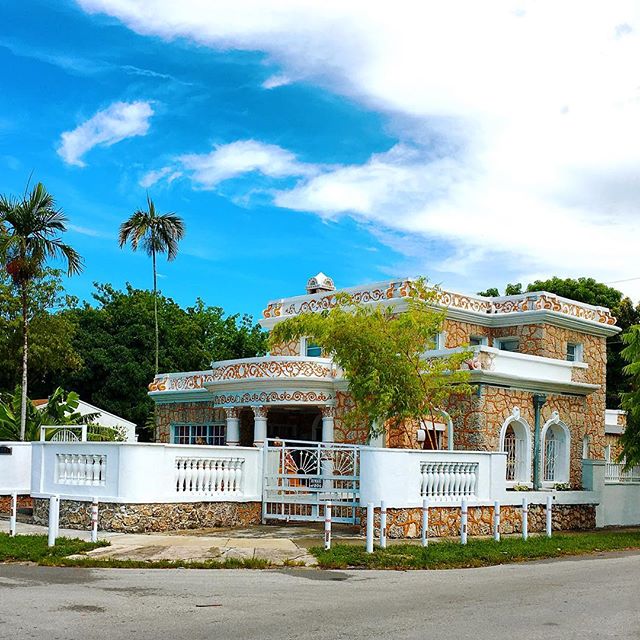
top-left (270, 280), bottom-right (472, 444)
top-left (0, 385), bottom-right (104, 441)
top-left (311, 531), bottom-right (640, 570)
top-left (619, 326), bottom-right (640, 466)
top-left (61, 283), bottom-right (267, 432)
top-left (478, 276), bottom-right (640, 407)
top-left (0, 534), bottom-right (107, 563)
top-left (0, 268), bottom-right (81, 395)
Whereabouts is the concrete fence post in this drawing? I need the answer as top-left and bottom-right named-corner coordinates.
top-left (461, 498), bottom-right (468, 545)
top-left (522, 497), bottom-right (528, 541)
top-left (91, 498), bottom-right (99, 543)
top-left (366, 503), bottom-right (374, 553)
top-left (421, 498), bottom-right (429, 547)
top-left (493, 500), bottom-right (500, 542)
top-left (324, 501), bottom-right (332, 551)
top-left (9, 493), bottom-right (17, 537)
top-left (546, 495), bottom-right (552, 538)
top-left (379, 501), bottom-right (387, 550)
top-left (48, 495), bottom-right (60, 547)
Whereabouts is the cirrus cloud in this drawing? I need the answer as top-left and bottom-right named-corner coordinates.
top-left (57, 100), bottom-right (154, 167)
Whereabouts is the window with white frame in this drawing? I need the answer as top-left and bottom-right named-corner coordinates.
top-left (434, 331), bottom-right (447, 350)
top-left (542, 422), bottom-right (570, 484)
top-left (303, 337), bottom-right (322, 358)
top-left (469, 335), bottom-right (488, 346)
top-left (172, 423), bottom-right (225, 445)
top-left (496, 338), bottom-right (519, 352)
top-left (566, 342), bottom-right (583, 362)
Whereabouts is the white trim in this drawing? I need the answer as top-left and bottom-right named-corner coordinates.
top-left (499, 408), bottom-right (532, 485)
top-left (540, 412), bottom-right (571, 486)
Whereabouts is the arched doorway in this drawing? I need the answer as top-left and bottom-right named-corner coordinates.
top-left (541, 414), bottom-right (570, 485)
top-left (500, 410), bottom-right (532, 485)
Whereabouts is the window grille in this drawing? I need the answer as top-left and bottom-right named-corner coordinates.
top-left (172, 423), bottom-right (226, 446)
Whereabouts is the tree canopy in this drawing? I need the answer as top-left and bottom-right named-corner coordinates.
top-left (60, 283), bottom-right (267, 432)
top-left (619, 326), bottom-right (640, 467)
top-left (270, 281), bottom-right (472, 445)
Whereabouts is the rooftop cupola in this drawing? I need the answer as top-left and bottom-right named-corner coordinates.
top-left (306, 272), bottom-right (335, 294)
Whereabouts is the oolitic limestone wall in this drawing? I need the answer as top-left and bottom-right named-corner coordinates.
top-left (33, 498), bottom-right (261, 533)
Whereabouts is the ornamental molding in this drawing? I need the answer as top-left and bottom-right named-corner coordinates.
top-left (262, 279), bottom-right (617, 329)
top-left (321, 406), bottom-right (337, 418)
top-left (224, 407), bottom-right (240, 419)
top-left (252, 405), bottom-right (268, 418)
top-left (213, 389), bottom-right (335, 406)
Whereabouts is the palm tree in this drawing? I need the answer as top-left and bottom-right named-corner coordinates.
top-left (0, 182), bottom-right (83, 441)
top-left (118, 195), bottom-right (185, 375)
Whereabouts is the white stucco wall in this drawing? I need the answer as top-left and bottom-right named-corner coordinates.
top-left (0, 442), bottom-right (31, 494)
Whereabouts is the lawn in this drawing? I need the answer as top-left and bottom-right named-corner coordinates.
top-left (0, 533), bottom-right (108, 563)
top-left (310, 530), bottom-right (640, 570)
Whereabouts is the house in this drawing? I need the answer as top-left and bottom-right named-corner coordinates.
top-left (149, 273), bottom-right (620, 490)
top-left (33, 398), bottom-right (137, 442)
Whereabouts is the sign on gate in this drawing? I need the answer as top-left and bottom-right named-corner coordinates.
top-left (262, 438), bottom-right (361, 524)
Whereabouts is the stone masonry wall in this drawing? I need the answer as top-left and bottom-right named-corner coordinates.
top-left (361, 503), bottom-right (596, 538)
top-left (155, 401), bottom-right (225, 443)
top-left (0, 495), bottom-right (32, 513)
top-left (32, 498), bottom-right (261, 533)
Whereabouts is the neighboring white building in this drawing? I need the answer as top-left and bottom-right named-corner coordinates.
top-left (33, 398), bottom-right (137, 442)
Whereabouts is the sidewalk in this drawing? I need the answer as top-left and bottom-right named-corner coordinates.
top-left (0, 518), bottom-right (319, 566)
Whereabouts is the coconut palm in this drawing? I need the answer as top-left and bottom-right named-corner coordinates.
top-left (0, 182), bottom-right (83, 440)
top-left (118, 195), bottom-right (185, 374)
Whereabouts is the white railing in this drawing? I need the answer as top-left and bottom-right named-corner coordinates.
top-left (359, 448), bottom-right (507, 507)
top-left (420, 461), bottom-right (478, 501)
top-left (31, 442), bottom-right (262, 503)
top-left (605, 462), bottom-right (640, 483)
top-left (56, 453), bottom-right (107, 486)
top-left (175, 457), bottom-right (244, 495)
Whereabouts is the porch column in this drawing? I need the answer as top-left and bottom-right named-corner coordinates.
top-left (321, 406), bottom-right (335, 442)
top-left (252, 405), bottom-right (268, 446)
top-left (224, 407), bottom-right (240, 446)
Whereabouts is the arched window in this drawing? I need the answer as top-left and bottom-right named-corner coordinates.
top-left (541, 413), bottom-right (570, 485)
top-left (500, 409), bottom-right (532, 485)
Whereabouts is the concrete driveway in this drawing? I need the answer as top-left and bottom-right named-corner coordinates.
top-left (1, 552), bottom-right (639, 639)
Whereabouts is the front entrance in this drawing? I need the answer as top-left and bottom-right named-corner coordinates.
top-left (267, 407), bottom-right (322, 442)
top-left (262, 438), bottom-right (360, 524)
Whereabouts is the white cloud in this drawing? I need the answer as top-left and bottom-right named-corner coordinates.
top-left (149, 140), bottom-right (318, 189)
top-left (76, 0), bottom-right (640, 299)
top-left (58, 100), bottom-right (154, 166)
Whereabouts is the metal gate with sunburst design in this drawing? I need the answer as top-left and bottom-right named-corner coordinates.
top-left (262, 438), bottom-right (361, 524)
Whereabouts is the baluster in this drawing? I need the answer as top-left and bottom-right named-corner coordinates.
top-left (56, 455), bottom-right (65, 483)
top-left (469, 464), bottom-right (477, 498)
top-left (426, 463), bottom-right (436, 498)
top-left (215, 460), bottom-right (224, 493)
top-left (227, 459), bottom-right (236, 493)
top-left (80, 455), bottom-right (89, 484)
top-left (93, 455), bottom-right (101, 484)
top-left (70, 454), bottom-right (79, 483)
top-left (195, 459), bottom-right (204, 493)
top-left (202, 460), bottom-right (212, 494)
top-left (84, 455), bottom-right (93, 484)
top-left (433, 463), bottom-right (442, 498)
top-left (442, 463), bottom-right (452, 500)
top-left (459, 463), bottom-right (468, 497)
top-left (222, 459), bottom-right (231, 493)
top-left (176, 458), bottom-right (184, 492)
top-left (420, 466), bottom-right (427, 496)
top-left (234, 460), bottom-right (243, 494)
top-left (451, 463), bottom-right (461, 499)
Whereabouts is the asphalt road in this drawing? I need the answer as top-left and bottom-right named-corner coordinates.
top-left (1, 553), bottom-right (639, 640)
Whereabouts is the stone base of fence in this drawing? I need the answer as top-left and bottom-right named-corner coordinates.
top-left (0, 495), bottom-right (32, 513)
top-left (32, 498), bottom-right (262, 533)
top-left (360, 503), bottom-right (596, 538)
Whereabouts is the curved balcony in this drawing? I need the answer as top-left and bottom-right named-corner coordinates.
top-left (148, 357), bottom-right (343, 406)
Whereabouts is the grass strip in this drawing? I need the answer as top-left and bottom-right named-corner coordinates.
top-left (310, 530), bottom-right (640, 570)
top-left (0, 533), bottom-right (108, 563)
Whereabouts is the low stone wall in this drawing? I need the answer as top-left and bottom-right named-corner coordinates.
top-left (0, 495), bottom-right (32, 513)
top-left (361, 503), bottom-right (596, 538)
top-left (32, 499), bottom-right (262, 533)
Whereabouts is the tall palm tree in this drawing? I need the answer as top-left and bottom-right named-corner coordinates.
top-left (0, 182), bottom-right (83, 441)
top-left (119, 195), bottom-right (185, 375)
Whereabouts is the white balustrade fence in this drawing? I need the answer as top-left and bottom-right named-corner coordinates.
top-left (56, 454), bottom-right (106, 485)
top-left (605, 462), bottom-right (640, 483)
top-left (420, 461), bottom-right (478, 501)
top-left (31, 442), bottom-right (262, 503)
top-left (360, 447), bottom-right (506, 508)
top-left (175, 457), bottom-right (244, 495)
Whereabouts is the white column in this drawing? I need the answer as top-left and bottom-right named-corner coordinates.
top-left (224, 407), bottom-right (240, 446)
top-left (321, 406), bottom-right (335, 443)
top-left (252, 405), bottom-right (268, 446)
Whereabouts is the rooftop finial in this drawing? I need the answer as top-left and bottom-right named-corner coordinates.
top-left (306, 272), bottom-right (335, 294)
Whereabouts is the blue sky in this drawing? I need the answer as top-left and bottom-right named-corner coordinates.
top-left (2, 1), bottom-right (639, 318)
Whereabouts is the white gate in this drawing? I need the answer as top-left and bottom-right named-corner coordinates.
top-left (262, 438), bottom-right (360, 524)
